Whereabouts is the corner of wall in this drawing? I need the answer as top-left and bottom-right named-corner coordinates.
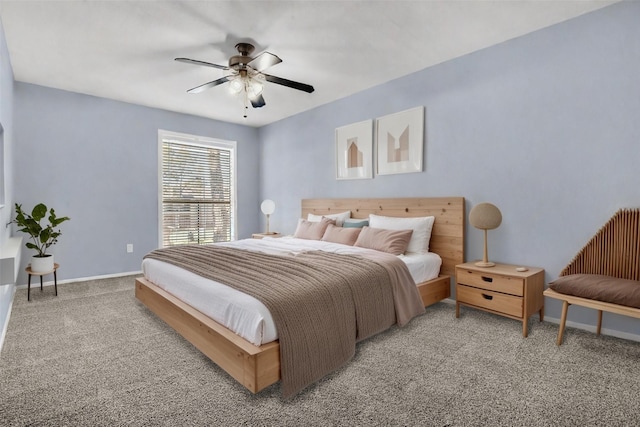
top-left (0, 13), bottom-right (17, 352)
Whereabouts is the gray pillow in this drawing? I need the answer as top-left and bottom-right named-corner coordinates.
top-left (343, 219), bottom-right (369, 228)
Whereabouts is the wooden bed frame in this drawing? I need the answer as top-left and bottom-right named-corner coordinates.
top-left (135, 197), bottom-right (465, 393)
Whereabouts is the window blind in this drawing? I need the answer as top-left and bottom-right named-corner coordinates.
top-left (161, 138), bottom-right (234, 247)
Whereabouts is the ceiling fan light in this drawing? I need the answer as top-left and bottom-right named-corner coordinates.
top-left (228, 77), bottom-right (244, 94)
top-left (246, 79), bottom-right (264, 100)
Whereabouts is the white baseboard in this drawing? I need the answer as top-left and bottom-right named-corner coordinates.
top-left (442, 297), bottom-right (640, 343)
top-left (544, 315), bottom-right (640, 343)
top-left (15, 270), bottom-right (142, 289)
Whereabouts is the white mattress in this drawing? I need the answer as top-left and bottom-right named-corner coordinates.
top-left (142, 236), bottom-right (442, 346)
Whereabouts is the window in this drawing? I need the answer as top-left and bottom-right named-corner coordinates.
top-left (159, 130), bottom-right (236, 247)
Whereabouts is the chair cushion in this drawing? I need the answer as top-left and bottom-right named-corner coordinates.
top-left (549, 274), bottom-right (640, 309)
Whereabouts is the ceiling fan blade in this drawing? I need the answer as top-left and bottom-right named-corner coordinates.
top-left (250, 94), bottom-right (266, 108)
top-left (248, 52), bottom-right (282, 72)
top-left (264, 74), bottom-right (314, 93)
top-left (175, 57), bottom-right (229, 71)
top-left (187, 76), bottom-right (231, 93)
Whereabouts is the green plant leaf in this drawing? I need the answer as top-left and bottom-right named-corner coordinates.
top-left (51, 216), bottom-right (70, 227)
top-left (24, 218), bottom-right (42, 236)
top-left (25, 242), bottom-right (38, 250)
top-left (40, 228), bottom-right (51, 244)
top-left (32, 203), bottom-right (47, 221)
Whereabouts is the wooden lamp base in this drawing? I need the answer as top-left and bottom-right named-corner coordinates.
top-left (475, 261), bottom-right (496, 268)
top-left (475, 229), bottom-right (496, 268)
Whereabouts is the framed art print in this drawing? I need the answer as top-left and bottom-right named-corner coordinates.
top-left (376, 106), bottom-right (424, 175)
top-left (335, 119), bottom-right (373, 180)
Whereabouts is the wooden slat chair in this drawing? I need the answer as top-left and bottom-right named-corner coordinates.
top-left (544, 209), bottom-right (640, 345)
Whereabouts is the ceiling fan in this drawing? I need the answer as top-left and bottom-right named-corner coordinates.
top-left (175, 42), bottom-right (314, 116)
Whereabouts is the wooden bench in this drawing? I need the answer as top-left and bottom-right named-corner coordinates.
top-left (546, 208), bottom-right (640, 345)
top-left (544, 288), bottom-right (640, 345)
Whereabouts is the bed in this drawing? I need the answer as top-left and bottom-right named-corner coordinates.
top-left (135, 197), bottom-right (465, 394)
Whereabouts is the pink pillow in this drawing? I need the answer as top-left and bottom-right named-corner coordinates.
top-left (321, 224), bottom-right (361, 246)
top-left (354, 226), bottom-right (413, 255)
top-left (294, 217), bottom-right (334, 240)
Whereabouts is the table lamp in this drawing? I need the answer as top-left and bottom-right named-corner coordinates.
top-left (260, 199), bottom-right (276, 234)
top-left (469, 202), bottom-right (502, 267)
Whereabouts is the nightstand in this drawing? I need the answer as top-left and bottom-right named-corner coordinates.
top-left (455, 261), bottom-right (544, 337)
top-left (252, 232), bottom-right (281, 239)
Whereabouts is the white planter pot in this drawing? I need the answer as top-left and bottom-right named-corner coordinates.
top-left (31, 254), bottom-right (54, 273)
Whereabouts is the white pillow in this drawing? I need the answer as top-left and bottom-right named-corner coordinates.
top-left (307, 211), bottom-right (351, 227)
top-left (368, 214), bottom-right (435, 253)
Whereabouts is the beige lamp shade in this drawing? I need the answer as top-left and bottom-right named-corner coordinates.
top-left (469, 202), bottom-right (502, 267)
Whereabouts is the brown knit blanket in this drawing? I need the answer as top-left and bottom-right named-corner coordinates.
top-left (144, 245), bottom-right (425, 397)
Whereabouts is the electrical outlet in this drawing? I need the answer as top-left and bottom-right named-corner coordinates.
top-left (126, 244), bottom-right (133, 253)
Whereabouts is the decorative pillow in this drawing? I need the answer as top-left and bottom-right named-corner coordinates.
top-left (369, 214), bottom-right (435, 253)
top-left (549, 274), bottom-right (640, 309)
top-left (354, 226), bottom-right (413, 255)
top-left (308, 211), bottom-right (351, 227)
top-left (321, 224), bottom-right (361, 246)
top-left (343, 219), bottom-right (369, 228)
top-left (294, 217), bottom-right (335, 240)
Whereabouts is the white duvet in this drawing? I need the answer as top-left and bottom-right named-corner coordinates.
top-left (142, 236), bottom-right (441, 346)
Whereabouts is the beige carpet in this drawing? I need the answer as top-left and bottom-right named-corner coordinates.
top-left (1, 275), bottom-right (640, 426)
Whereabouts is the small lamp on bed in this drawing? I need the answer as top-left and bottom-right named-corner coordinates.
top-left (469, 202), bottom-right (502, 268)
top-left (260, 199), bottom-right (276, 235)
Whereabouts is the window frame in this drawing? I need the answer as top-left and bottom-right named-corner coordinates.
top-left (157, 129), bottom-right (237, 247)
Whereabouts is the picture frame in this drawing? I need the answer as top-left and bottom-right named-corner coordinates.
top-left (335, 119), bottom-right (373, 180)
top-left (376, 106), bottom-right (424, 175)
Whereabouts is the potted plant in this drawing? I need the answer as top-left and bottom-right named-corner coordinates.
top-left (10, 203), bottom-right (70, 273)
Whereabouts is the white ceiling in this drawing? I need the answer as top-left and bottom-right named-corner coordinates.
top-left (0, 0), bottom-right (616, 127)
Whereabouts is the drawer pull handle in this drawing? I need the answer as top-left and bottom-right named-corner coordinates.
top-left (481, 276), bottom-right (493, 283)
top-left (481, 293), bottom-right (493, 301)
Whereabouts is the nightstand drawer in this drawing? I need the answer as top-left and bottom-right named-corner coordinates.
top-left (456, 268), bottom-right (524, 296)
top-left (457, 284), bottom-right (523, 318)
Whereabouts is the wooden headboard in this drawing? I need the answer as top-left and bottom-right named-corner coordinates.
top-left (301, 197), bottom-right (465, 277)
top-left (561, 208), bottom-right (640, 280)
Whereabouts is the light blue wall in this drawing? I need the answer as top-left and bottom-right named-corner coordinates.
top-left (13, 83), bottom-right (260, 284)
top-left (259, 2), bottom-right (640, 335)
